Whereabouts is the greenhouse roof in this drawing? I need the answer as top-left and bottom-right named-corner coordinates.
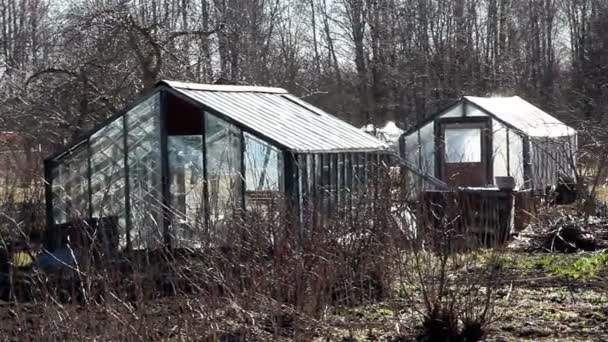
top-left (464, 96), bottom-right (575, 138)
top-left (162, 80), bottom-right (389, 153)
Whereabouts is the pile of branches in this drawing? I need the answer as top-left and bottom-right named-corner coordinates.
top-left (520, 213), bottom-right (608, 253)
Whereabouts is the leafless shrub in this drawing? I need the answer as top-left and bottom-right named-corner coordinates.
top-left (0, 164), bottom-right (515, 341)
top-left (391, 189), bottom-right (510, 341)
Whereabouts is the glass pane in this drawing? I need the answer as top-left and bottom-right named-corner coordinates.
top-left (51, 163), bottom-right (68, 224)
top-left (244, 133), bottom-right (283, 210)
top-left (52, 144), bottom-right (89, 225)
top-left (205, 113), bottom-right (242, 224)
top-left (126, 94), bottom-right (162, 249)
top-left (352, 154), bottom-right (366, 196)
top-left (318, 155), bottom-right (331, 214)
top-left (343, 153), bottom-right (352, 204)
top-left (320, 155), bottom-right (330, 191)
top-left (330, 153), bottom-right (338, 197)
top-left (90, 116), bottom-right (126, 249)
top-left (445, 128), bottom-right (481, 163)
top-left (169, 135), bottom-right (205, 245)
top-left (337, 154), bottom-right (344, 208)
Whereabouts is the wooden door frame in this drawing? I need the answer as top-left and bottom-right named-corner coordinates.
top-left (434, 116), bottom-right (493, 186)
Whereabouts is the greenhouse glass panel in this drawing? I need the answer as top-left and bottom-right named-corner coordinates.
top-left (51, 163), bottom-right (68, 224)
top-left (244, 132), bottom-right (283, 210)
top-left (51, 144), bottom-right (89, 225)
top-left (168, 135), bottom-right (205, 244)
top-left (205, 112), bottom-right (242, 224)
top-left (344, 153), bottom-right (353, 208)
top-left (444, 128), bottom-right (482, 163)
top-left (352, 154), bottom-right (366, 196)
top-left (125, 94), bottom-right (163, 249)
top-left (90, 116), bottom-right (127, 248)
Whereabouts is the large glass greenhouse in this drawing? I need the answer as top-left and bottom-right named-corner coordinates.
top-left (44, 81), bottom-right (390, 250)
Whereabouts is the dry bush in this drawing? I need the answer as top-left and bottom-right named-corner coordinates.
top-left (0, 164), bottom-right (514, 341)
top-left (0, 175), bottom-right (402, 340)
top-left (391, 190), bottom-right (509, 342)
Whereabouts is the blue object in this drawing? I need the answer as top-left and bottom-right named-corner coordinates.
top-left (35, 246), bottom-right (78, 272)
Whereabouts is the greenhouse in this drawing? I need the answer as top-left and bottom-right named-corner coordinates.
top-left (44, 81), bottom-right (390, 250)
top-left (401, 96), bottom-right (577, 193)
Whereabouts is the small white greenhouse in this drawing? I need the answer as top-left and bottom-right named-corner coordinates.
top-left (400, 96), bottom-right (577, 192)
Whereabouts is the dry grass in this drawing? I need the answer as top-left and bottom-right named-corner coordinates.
top-left (0, 159), bottom-right (606, 341)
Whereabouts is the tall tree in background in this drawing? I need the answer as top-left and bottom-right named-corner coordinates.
top-left (566, 0), bottom-right (608, 122)
top-left (0, 0), bottom-right (605, 152)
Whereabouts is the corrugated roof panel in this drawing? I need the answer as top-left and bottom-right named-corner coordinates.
top-left (465, 96), bottom-right (575, 138)
top-left (162, 80), bottom-right (288, 94)
top-left (166, 81), bottom-right (389, 153)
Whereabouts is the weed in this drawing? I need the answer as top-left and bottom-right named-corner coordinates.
top-left (531, 253), bottom-right (608, 281)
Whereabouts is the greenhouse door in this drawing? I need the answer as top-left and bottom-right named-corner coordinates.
top-left (168, 136), bottom-right (205, 243)
top-left (438, 118), bottom-right (491, 187)
top-left (166, 93), bottom-right (207, 247)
